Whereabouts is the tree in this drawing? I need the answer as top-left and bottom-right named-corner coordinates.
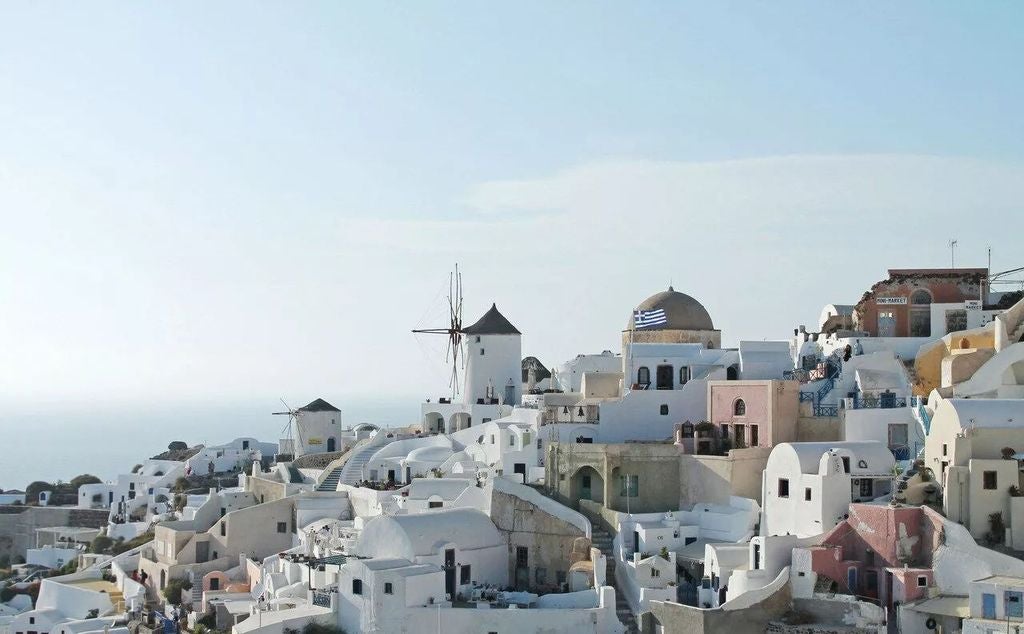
top-left (130, 464), bottom-right (143, 474)
top-left (168, 441), bottom-right (188, 452)
top-left (89, 535), bottom-right (114, 554)
top-left (162, 577), bottom-right (193, 605)
top-left (25, 481), bottom-right (54, 502)
top-left (173, 477), bottom-right (190, 493)
top-left (69, 474), bottom-right (102, 490)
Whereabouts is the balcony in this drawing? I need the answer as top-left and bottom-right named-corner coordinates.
top-left (847, 395), bottom-right (908, 410)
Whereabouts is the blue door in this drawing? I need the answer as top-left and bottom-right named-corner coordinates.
top-left (983, 593), bottom-right (996, 619)
top-left (1006, 591), bottom-right (1023, 618)
top-left (847, 568), bottom-right (858, 593)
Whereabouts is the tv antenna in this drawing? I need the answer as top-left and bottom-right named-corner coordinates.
top-left (412, 265), bottom-right (465, 400)
top-left (948, 239), bottom-right (958, 268)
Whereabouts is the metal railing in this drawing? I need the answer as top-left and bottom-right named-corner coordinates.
top-left (799, 392), bottom-right (816, 403)
top-left (813, 405), bottom-right (839, 417)
top-left (851, 396), bottom-right (908, 410)
top-left (312, 590), bottom-right (332, 607)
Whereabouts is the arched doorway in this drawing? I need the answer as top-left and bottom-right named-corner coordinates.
top-left (571, 467), bottom-right (604, 504)
top-left (450, 412), bottom-right (471, 432)
top-left (424, 412), bottom-right (445, 433)
top-left (909, 289), bottom-right (932, 337)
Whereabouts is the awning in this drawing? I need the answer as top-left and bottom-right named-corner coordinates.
top-left (907, 595), bottom-right (969, 618)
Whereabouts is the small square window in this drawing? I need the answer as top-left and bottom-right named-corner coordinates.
top-left (384, 582), bottom-right (393, 595)
top-left (984, 471), bottom-right (998, 490)
top-left (480, 348), bottom-right (485, 356)
top-left (509, 436), bottom-right (515, 446)
top-left (917, 575), bottom-right (927, 587)
top-left (220, 522), bottom-right (226, 536)
top-left (475, 336), bottom-right (480, 343)
top-left (660, 404), bottom-right (669, 416)
top-left (29, 619), bottom-right (35, 625)
top-left (804, 488), bottom-right (812, 501)
top-left (461, 565), bottom-right (471, 584)
top-left (942, 443), bottom-right (948, 456)
top-left (277, 522), bottom-right (287, 533)
top-left (352, 579), bottom-right (363, 595)
top-left (428, 501), bottom-right (443, 509)
top-left (778, 479), bottom-right (790, 498)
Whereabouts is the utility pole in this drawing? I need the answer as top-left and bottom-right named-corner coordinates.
top-left (949, 239), bottom-right (958, 268)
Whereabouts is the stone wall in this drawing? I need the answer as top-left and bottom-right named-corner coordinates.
top-left (679, 447), bottom-right (770, 507)
top-left (0, 507), bottom-right (109, 561)
top-left (796, 416), bottom-right (842, 443)
top-left (642, 577), bottom-right (792, 633)
top-left (490, 488), bottom-right (586, 592)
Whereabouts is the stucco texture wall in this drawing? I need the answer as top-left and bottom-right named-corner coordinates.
top-left (490, 489), bottom-right (585, 592)
top-left (915, 328), bottom-right (995, 396)
top-left (679, 448), bottom-right (770, 507)
top-left (643, 578), bottom-right (791, 633)
top-left (796, 417), bottom-right (842, 443)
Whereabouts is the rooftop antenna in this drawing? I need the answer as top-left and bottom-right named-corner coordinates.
top-left (412, 264), bottom-right (465, 401)
top-left (948, 239), bottom-right (958, 268)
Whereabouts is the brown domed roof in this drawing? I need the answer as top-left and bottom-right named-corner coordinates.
top-left (626, 286), bottom-right (714, 331)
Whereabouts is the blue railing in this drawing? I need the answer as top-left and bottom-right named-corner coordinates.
top-left (313, 590), bottom-right (332, 608)
top-left (889, 445), bottom-right (911, 461)
top-left (813, 405), bottom-right (839, 417)
top-left (799, 392), bottom-right (816, 403)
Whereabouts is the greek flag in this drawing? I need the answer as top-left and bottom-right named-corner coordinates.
top-left (634, 308), bottom-right (667, 328)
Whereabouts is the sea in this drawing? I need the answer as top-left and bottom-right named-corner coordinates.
top-left (0, 398), bottom-right (417, 491)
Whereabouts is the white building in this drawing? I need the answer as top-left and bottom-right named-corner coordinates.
top-left (419, 304), bottom-right (523, 434)
top-left (760, 441), bottom-right (895, 538)
top-left (552, 351), bottom-right (622, 393)
top-left (185, 438), bottom-right (279, 476)
top-left (963, 575), bottom-right (1024, 633)
top-left (281, 399), bottom-right (344, 457)
top-left (463, 303), bottom-right (522, 408)
top-left (925, 397), bottom-right (1024, 541)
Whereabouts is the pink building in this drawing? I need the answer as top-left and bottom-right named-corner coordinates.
top-left (792, 504), bottom-right (944, 618)
top-left (704, 380), bottom-right (799, 449)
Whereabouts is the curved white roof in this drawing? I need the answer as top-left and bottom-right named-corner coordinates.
top-left (355, 508), bottom-right (502, 559)
top-left (935, 398), bottom-right (1024, 430)
top-left (406, 445), bottom-right (454, 462)
top-left (405, 478), bottom-right (471, 500)
top-left (769, 441), bottom-right (895, 475)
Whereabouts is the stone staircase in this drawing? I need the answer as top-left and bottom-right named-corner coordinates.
top-left (587, 514), bottom-right (638, 633)
top-left (315, 466), bottom-right (344, 492)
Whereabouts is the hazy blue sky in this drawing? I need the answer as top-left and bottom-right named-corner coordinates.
top-left (2, 2), bottom-right (1024, 428)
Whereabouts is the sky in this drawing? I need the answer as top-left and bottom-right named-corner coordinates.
top-left (2, 3), bottom-right (1024, 482)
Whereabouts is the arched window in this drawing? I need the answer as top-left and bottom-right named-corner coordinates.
top-left (734, 399), bottom-right (746, 416)
top-left (910, 289), bottom-right (932, 305)
top-left (637, 366), bottom-right (650, 386)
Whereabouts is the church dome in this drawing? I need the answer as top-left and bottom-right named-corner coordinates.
top-left (626, 286), bottom-right (714, 331)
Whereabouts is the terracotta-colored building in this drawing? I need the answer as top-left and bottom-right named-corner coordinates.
top-left (792, 504), bottom-right (944, 617)
top-left (855, 268), bottom-right (988, 338)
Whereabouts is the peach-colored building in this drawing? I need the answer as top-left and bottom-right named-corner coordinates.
top-left (705, 380), bottom-right (799, 449)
